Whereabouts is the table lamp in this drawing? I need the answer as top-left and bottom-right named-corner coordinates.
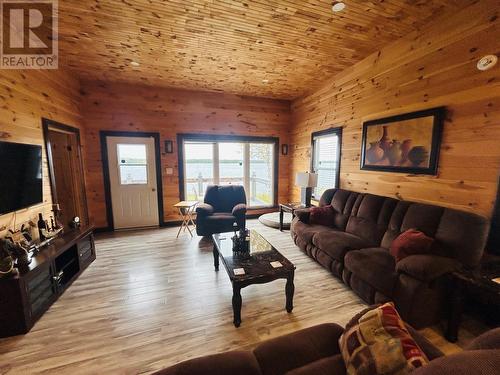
top-left (295, 172), bottom-right (318, 207)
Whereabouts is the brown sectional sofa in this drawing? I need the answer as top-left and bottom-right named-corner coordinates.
top-left (155, 321), bottom-right (500, 375)
top-left (291, 188), bottom-right (490, 328)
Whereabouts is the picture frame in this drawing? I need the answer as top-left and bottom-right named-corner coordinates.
top-left (360, 107), bottom-right (445, 175)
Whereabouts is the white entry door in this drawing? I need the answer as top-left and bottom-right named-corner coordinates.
top-left (106, 136), bottom-right (160, 229)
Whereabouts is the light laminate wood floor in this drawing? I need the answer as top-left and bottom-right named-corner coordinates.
top-left (0, 220), bottom-right (487, 374)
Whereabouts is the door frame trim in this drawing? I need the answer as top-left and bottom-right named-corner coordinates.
top-left (42, 118), bottom-right (90, 226)
top-left (100, 131), bottom-right (165, 231)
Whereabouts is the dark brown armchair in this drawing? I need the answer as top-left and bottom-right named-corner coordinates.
top-left (196, 185), bottom-right (247, 236)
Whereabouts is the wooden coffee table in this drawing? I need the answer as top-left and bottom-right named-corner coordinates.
top-left (212, 230), bottom-right (296, 327)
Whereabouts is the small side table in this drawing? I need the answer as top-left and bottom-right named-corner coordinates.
top-left (446, 254), bottom-right (500, 342)
top-left (279, 203), bottom-right (308, 231)
top-left (174, 201), bottom-right (198, 238)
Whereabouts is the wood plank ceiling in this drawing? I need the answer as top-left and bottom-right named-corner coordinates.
top-left (58, 0), bottom-right (475, 100)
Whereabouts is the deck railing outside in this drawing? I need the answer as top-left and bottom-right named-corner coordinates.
top-left (186, 172), bottom-right (272, 206)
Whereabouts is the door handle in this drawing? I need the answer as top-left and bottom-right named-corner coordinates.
top-left (152, 188), bottom-right (156, 192)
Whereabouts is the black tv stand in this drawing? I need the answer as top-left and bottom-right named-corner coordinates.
top-left (0, 226), bottom-right (95, 337)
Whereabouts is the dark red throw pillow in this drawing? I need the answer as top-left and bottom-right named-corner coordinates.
top-left (390, 229), bottom-right (434, 262)
top-left (309, 205), bottom-right (335, 227)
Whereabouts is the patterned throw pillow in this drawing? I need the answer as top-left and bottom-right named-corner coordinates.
top-left (339, 303), bottom-right (429, 375)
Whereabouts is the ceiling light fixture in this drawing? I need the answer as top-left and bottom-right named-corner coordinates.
top-left (332, 1), bottom-right (346, 12)
top-left (476, 55), bottom-right (498, 71)
top-left (130, 61), bottom-right (140, 67)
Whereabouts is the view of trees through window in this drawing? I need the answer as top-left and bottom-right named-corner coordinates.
top-left (184, 141), bottom-right (275, 207)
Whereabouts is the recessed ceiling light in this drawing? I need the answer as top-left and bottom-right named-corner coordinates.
top-left (332, 1), bottom-right (346, 12)
top-left (130, 61), bottom-right (140, 67)
top-left (262, 79), bottom-right (269, 84)
top-left (477, 55), bottom-right (498, 71)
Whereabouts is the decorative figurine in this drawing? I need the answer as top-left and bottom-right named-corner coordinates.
top-left (232, 223), bottom-right (250, 253)
top-left (0, 239), bottom-right (15, 278)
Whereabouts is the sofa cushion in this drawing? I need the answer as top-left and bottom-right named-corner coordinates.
top-left (434, 208), bottom-right (489, 267)
top-left (285, 354), bottom-right (346, 375)
top-left (312, 232), bottom-right (370, 262)
top-left (153, 350), bottom-right (262, 375)
top-left (346, 194), bottom-right (398, 246)
top-left (400, 203), bottom-right (444, 237)
top-left (389, 229), bottom-right (434, 262)
top-left (344, 248), bottom-right (397, 297)
top-left (411, 349), bottom-right (500, 375)
top-left (340, 302), bottom-right (429, 375)
top-left (205, 212), bottom-right (236, 222)
top-left (292, 219), bottom-right (336, 244)
top-left (254, 323), bottom-right (344, 375)
top-left (309, 205), bottom-right (335, 227)
top-left (329, 189), bottom-right (360, 230)
top-left (395, 255), bottom-right (461, 283)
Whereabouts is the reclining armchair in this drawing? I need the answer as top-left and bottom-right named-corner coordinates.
top-left (196, 185), bottom-right (247, 236)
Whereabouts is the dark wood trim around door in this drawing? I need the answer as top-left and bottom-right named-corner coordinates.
top-left (177, 133), bottom-right (280, 208)
top-left (42, 118), bottom-right (90, 226)
top-left (99, 131), bottom-right (165, 231)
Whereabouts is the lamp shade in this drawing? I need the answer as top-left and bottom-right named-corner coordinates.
top-left (295, 172), bottom-right (318, 188)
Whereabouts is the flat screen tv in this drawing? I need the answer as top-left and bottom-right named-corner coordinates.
top-left (0, 141), bottom-right (43, 215)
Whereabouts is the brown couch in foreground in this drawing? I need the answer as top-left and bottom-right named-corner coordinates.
top-left (154, 323), bottom-right (500, 375)
top-left (290, 188), bottom-right (489, 328)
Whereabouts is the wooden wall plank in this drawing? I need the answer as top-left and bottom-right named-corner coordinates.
top-left (289, 0), bottom-right (500, 218)
top-left (0, 70), bottom-right (83, 238)
top-left (80, 81), bottom-right (291, 227)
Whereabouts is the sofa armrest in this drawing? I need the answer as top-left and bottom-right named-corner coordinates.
top-left (196, 203), bottom-right (214, 217)
top-left (405, 324), bottom-right (444, 360)
top-left (294, 208), bottom-right (312, 223)
top-left (253, 323), bottom-right (344, 375)
top-left (153, 350), bottom-right (261, 375)
top-left (232, 203), bottom-right (247, 218)
top-left (396, 254), bottom-right (461, 282)
top-left (466, 327), bottom-right (500, 350)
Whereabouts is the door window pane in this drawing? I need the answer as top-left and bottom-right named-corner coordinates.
top-left (312, 133), bottom-right (340, 198)
top-left (219, 143), bottom-right (244, 187)
top-left (184, 142), bottom-right (214, 201)
top-left (249, 144), bottom-right (273, 206)
top-left (117, 144), bottom-right (148, 185)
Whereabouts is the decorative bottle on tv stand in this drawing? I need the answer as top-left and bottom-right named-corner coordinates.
top-left (37, 213), bottom-right (46, 241)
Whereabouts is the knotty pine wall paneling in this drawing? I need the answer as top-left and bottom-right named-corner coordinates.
top-left (80, 81), bottom-right (291, 227)
top-left (0, 70), bottom-right (83, 238)
top-left (289, 0), bottom-right (500, 218)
